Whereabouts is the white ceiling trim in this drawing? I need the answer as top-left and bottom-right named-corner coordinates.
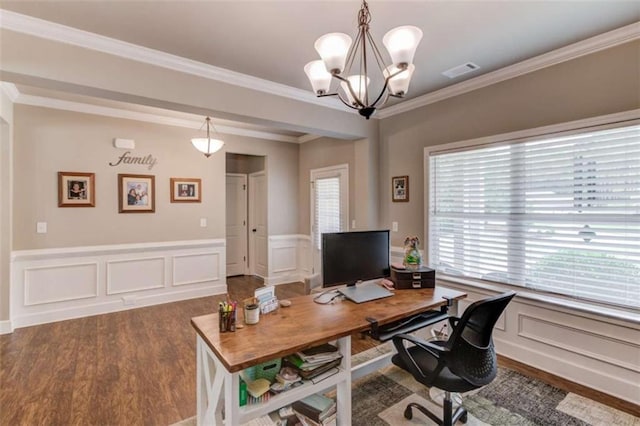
top-left (376, 22), bottom-right (640, 119)
top-left (1, 82), bottom-right (19, 102)
top-left (14, 93), bottom-right (301, 143)
top-left (0, 9), bottom-right (347, 114)
top-left (1, 10), bottom-right (638, 121)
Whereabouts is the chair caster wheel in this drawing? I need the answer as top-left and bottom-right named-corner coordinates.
top-left (404, 406), bottom-right (413, 420)
top-left (461, 412), bottom-right (468, 423)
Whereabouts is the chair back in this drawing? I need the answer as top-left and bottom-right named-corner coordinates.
top-left (444, 291), bottom-right (515, 387)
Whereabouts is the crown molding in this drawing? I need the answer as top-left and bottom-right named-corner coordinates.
top-left (376, 21), bottom-right (640, 119)
top-left (0, 9), bottom-right (347, 114)
top-left (15, 93), bottom-right (301, 143)
top-left (0, 82), bottom-right (19, 102)
top-left (2, 9), bottom-right (637, 122)
top-left (298, 134), bottom-right (323, 144)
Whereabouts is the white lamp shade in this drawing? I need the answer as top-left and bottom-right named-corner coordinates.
top-left (191, 138), bottom-right (224, 156)
top-left (383, 25), bottom-right (423, 66)
top-left (304, 60), bottom-right (332, 94)
top-left (340, 75), bottom-right (370, 106)
top-left (384, 63), bottom-right (415, 96)
top-left (314, 32), bottom-right (352, 74)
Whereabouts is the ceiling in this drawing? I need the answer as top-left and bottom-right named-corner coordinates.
top-left (1, 1), bottom-right (639, 135)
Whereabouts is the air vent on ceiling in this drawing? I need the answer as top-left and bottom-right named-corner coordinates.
top-left (442, 62), bottom-right (481, 79)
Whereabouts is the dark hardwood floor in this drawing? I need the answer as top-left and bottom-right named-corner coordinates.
top-left (1, 276), bottom-right (636, 425)
top-left (0, 276), bottom-right (379, 426)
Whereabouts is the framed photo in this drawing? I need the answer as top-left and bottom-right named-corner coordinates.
top-left (392, 175), bottom-right (409, 202)
top-left (170, 178), bottom-right (202, 203)
top-left (58, 172), bottom-right (95, 207)
top-left (118, 174), bottom-right (155, 213)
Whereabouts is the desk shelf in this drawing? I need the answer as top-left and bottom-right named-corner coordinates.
top-left (237, 368), bottom-right (347, 424)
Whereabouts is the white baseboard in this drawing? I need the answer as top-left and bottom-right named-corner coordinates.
top-left (10, 284), bottom-right (225, 330)
top-left (0, 320), bottom-right (13, 335)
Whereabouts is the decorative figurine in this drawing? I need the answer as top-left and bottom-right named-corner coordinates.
top-left (403, 235), bottom-right (422, 269)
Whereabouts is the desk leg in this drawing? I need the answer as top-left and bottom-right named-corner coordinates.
top-left (196, 335), bottom-right (228, 425)
top-left (336, 336), bottom-right (352, 426)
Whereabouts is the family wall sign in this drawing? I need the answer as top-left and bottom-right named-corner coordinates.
top-left (109, 151), bottom-right (158, 170)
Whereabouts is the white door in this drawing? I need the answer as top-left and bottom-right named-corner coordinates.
top-left (226, 174), bottom-right (248, 276)
top-left (249, 172), bottom-right (268, 278)
top-left (311, 164), bottom-right (349, 275)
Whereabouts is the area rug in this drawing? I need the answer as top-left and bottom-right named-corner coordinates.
top-left (171, 343), bottom-right (639, 426)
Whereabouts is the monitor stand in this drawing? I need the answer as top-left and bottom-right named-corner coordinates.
top-left (338, 280), bottom-right (393, 304)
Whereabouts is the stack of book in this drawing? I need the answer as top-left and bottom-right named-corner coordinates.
top-left (283, 343), bottom-right (342, 381)
top-left (292, 393), bottom-right (337, 426)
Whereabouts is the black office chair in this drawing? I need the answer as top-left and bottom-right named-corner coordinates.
top-left (391, 291), bottom-right (516, 426)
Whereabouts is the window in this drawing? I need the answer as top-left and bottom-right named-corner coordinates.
top-left (428, 122), bottom-right (639, 309)
top-left (311, 165), bottom-right (349, 251)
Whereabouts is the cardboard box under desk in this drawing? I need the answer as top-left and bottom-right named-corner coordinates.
top-left (390, 266), bottom-right (435, 289)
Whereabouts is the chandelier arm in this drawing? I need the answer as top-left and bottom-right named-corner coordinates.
top-left (331, 73), bottom-right (366, 109)
top-left (343, 29), bottom-right (364, 77)
top-left (336, 92), bottom-right (362, 111)
top-left (365, 30), bottom-right (389, 74)
top-left (370, 79), bottom-right (391, 109)
top-left (315, 91), bottom-right (361, 111)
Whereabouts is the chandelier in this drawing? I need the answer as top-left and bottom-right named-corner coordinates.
top-left (191, 116), bottom-right (224, 157)
top-left (304, 0), bottom-right (422, 119)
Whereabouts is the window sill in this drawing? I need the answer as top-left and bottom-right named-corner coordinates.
top-left (437, 275), bottom-right (640, 326)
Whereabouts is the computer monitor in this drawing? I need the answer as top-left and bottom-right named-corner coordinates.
top-left (321, 230), bottom-right (390, 288)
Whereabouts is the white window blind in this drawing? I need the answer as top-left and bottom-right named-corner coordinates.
top-left (313, 176), bottom-right (342, 250)
top-left (429, 123), bottom-right (640, 309)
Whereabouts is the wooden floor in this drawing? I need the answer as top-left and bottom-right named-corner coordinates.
top-left (0, 276), bottom-right (379, 426)
top-left (1, 276), bottom-right (636, 425)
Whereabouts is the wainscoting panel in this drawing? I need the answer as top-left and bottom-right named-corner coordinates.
top-left (173, 252), bottom-right (220, 286)
top-left (24, 262), bottom-right (98, 306)
top-left (106, 257), bottom-right (165, 295)
top-left (9, 239), bottom-right (226, 331)
top-left (266, 235), bottom-right (311, 286)
top-left (439, 280), bottom-right (640, 405)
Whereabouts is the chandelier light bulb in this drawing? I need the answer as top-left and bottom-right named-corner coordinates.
top-left (314, 33), bottom-right (352, 74)
top-left (304, 60), bottom-right (332, 94)
top-left (341, 75), bottom-right (370, 106)
top-left (384, 63), bottom-right (415, 96)
top-left (383, 25), bottom-right (423, 66)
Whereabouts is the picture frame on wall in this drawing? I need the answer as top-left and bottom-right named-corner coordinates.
top-left (118, 174), bottom-right (155, 213)
top-left (58, 171), bottom-right (95, 207)
top-left (170, 178), bottom-right (202, 203)
top-left (392, 175), bottom-right (409, 202)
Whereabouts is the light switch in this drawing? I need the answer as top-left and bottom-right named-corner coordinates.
top-left (36, 222), bottom-right (47, 234)
top-left (200, 218), bottom-right (207, 227)
top-left (352, 220), bottom-right (356, 229)
top-left (392, 221), bottom-right (398, 232)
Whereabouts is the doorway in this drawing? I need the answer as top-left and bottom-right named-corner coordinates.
top-left (225, 153), bottom-right (266, 279)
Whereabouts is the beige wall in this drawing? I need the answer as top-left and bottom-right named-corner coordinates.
top-left (226, 153), bottom-right (265, 175)
top-left (379, 40), bottom-right (640, 247)
top-left (217, 134), bottom-right (299, 236)
top-left (298, 137), bottom-right (356, 235)
top-left (12, 105), bottom-right (299, 249)
top-left (0, 89), bottom-right (13, 322)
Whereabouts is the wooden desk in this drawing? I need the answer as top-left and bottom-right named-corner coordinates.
top-left (191, 286), bottom-right (466, 425)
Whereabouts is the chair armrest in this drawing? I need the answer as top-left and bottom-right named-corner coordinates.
top-left (395, 333), bottom-right (448, 356)
top-left (392, 333), bottom-right (448, 382)
top-left (448, 316), bottom-right (461, 329)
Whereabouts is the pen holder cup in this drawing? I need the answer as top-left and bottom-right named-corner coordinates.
top-left (244, 303), bottom-right (260, 325)
top-left (219, 309), bottom-right (236, 333)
